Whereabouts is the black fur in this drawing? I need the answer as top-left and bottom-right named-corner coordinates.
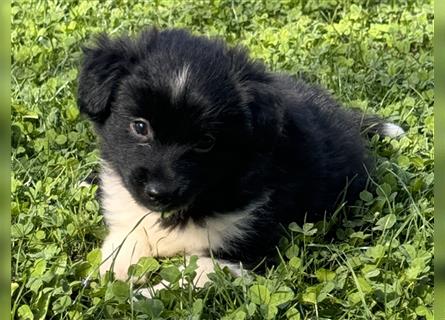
top-left (78, 28), bottom-right (386, 268)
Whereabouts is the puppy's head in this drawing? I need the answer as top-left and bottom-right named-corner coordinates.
top-left (78, 28), bottom-right (283, 213)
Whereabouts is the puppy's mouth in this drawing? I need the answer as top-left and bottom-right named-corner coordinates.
top-left (150, 203), bottom-right (192, 221)
top-left (160, 210), bottom-right (176, 219)
top-left (144, 201), bottom-right (186, 213)
top-left (142, 195), bottom-right (195, 218)
top-left (159, 207), bottom-right (188, 219)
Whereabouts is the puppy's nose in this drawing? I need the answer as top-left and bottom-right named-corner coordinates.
top-left (145, 183), bottom-right (171, 203)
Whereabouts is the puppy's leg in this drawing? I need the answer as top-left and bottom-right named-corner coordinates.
top-left (100, 227), bottom-right (151, 281)
top-left (191, 256), bottom-right (242, 287)
top-left (137, 256), bottom-right (243, 298)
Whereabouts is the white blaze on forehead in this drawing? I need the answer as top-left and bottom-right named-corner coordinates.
top-left (171, 65), bottom-right (190, 100)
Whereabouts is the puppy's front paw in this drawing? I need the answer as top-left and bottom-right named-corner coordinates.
top-left (100, 230), bottom-right (150, 281)
top-left (136, 256), bottom-right (245, 298)
top-left (133, 282), bottom-right (169, 299)
top-left (99, 256), bottom-right (131, 280)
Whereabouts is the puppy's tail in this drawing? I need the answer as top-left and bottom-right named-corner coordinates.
top-left (352, 111), bottom-right (405, 139)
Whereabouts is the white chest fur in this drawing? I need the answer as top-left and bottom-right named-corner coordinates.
top-left (98, 163), bottom-right (268, 279)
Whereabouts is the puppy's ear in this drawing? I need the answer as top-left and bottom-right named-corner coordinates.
top-left (77, 34), bottom-right (134, 123)
top-left (247, 82), bottom-right (284, 151)
top-left (228, 47), bottom-right (284, 150)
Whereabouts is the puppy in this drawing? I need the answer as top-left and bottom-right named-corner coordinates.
top-left (77, 28), bottom-right (403, 287)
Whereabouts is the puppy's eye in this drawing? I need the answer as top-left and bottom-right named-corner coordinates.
top-left (130, 119), bottom-right (151, 139)
top-left (194, 134), bottom-right (215, 153)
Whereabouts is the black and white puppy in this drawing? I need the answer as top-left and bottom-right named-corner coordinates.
top-left (77, 28), bottom-right (403, 286)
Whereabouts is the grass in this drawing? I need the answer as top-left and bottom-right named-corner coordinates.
top-left (11, 0), bottom-right (433, 319)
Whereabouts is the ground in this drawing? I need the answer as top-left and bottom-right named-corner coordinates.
top-left (11, 1), bottom-right (433, 319)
